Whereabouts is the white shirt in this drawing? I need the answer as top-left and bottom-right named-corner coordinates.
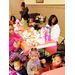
top-left (46, 24), bottom-right (60, 42)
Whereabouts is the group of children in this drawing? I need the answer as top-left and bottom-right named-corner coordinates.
top-left (9, 14), bottom-right (64, 75)
top-left (9, 47), bottom-right (64, 75)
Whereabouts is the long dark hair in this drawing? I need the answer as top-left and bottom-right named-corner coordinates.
top-left (10, 16), bottom-right (16, 22)
top-left (48, 14), bottom-right (58, 26)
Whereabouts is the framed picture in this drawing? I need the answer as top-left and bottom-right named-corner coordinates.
top-left (36, 0), bottom-right (44, 3)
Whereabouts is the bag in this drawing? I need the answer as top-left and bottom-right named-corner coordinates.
top-left (41, 26), bottom-right (51, 41)
top-left (9, 51), bottom-right (27, 62)
top-left (44, 34), bottom-right (51, 41)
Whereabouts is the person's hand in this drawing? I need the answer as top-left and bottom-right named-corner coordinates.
top-left (41, 59), bottom-right (46, 64)
top-left (34, 70), bottom-right (40, 75)
top-left (32, 68), bottom-right (40, 75)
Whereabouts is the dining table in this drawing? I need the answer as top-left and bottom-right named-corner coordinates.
top-left (14, 25), bottom-right (57, 55)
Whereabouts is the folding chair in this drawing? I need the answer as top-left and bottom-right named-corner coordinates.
top-left (57, 38), bottom-right (65, 51)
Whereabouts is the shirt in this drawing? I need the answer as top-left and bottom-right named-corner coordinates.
top-left (50, 24), bottom-right (60, 42)
top-left (19, 7), bottom-right (29, 20)
top-left (16, 67), bottom-right (27, 75)
top-left (27, 59), bottom-right (43, 75)
top-left (9, 33), bottom-right (22, 52)
top-left (46, 24), bottom-right (60, 42)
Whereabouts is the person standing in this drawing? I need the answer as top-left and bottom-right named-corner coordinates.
top-left (19, 2), bottom-right (29, 20)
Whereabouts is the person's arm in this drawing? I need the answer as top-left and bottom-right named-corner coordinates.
top-left (37, 61), bottom-right (43, 73)
top-left (27, 62), bottom-right (34, 75)
top-left (14, 33), bottom-right (22, 41)
top-left (19, 8), bottom-right (28, 17)
top-left (14, 33), bottom-right (22, 48)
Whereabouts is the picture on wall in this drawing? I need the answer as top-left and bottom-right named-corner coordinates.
top-left (36, 0), bottom-right (44, 3)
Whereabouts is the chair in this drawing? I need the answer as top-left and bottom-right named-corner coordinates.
top-left (57, 38), bottom-right (65, 51)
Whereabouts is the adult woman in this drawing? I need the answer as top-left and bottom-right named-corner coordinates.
top-left (47, 14), bottom-right (60, 42)
top-left (19, 2), bottom-right (29, 20)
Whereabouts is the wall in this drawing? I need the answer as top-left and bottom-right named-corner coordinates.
top-left (26, 4), bottom-right (65, 37)
top-left (24, 0), bottom-right (65, 37)
top-left (9, 0), bottom-right (65, 37)
top-left (24, 0), bottom-right (65, 4)
top-left (9, 0), bottom-right (24, 18)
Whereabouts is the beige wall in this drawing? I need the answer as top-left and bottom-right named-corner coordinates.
top-left (9, 0), bottom-right (65, 37)
top-left (26, 4), bottom-right (65, 37)
top-left (24, 0), bottom-right (65, 4)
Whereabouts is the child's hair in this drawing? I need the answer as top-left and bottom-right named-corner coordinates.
top-left (10, 16), bottom-right (16, 22)
top-left (29, 48), bottom-right (40, 57)
top-left (21, 2), bottom-right (25, 7)
top-left (52, 53), bottom-right (64, 63)
top-left (48, 14), bottom-right (58, 26)
top-left (13, 56), bottom-right (22, 64)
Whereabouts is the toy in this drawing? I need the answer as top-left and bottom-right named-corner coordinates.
top-left (41, 59), bottom-right (46, 64)
top-left (40, 26), bottom-right (50, 37)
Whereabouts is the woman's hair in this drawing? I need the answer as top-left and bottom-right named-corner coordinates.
top-left (13, 56), bottom-right (22, 64)
top-left (10, 16), bottom-right (16, 22)
top-left (48, 14), bottom-right (58, 26)
top-left (21, 2), bottom-right (25, 7)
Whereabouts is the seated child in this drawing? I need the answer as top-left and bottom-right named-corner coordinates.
top-left (9, 22), bottom-right (22, 52)
top-left (50, 54), bottom-right (65, 70)
top-left (27, 48), bottom-right (43, 75)
top-left (10, 16), bottom-right (16, 24)
top-left (13, 56), bottom-right (28, 75)
top-left (28, 18), bottom-right (36, 27)
top-left (41, 53), bottom-right (65, 72)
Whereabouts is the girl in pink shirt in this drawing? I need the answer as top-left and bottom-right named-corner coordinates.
top-left (9, 23), bottom-right (22, 52)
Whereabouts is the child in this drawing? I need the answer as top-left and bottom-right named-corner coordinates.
top-left (9, 22), bottom-right (22, 52)
top-left (10, 16), bottom-right (16, 24)
top-left (13, 56), bottom-right (28, 75)
top-left (28, 18), bottom-right (36, 27)
top-left (50, 54), bottom-right (64, 70)
top-left (27, 48), bottom-right (43, 75)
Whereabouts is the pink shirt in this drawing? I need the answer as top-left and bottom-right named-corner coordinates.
top-left (9, 33), bottom-right (22, 52)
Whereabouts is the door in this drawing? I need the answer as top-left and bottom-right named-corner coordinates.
top-left (9, 0), bottom-right (24, 19)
